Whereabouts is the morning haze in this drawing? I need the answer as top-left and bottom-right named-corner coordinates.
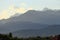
top-left (0, 0), bottom-right (60, 40)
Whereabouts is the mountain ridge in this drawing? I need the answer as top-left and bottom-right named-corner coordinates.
top-left (0, 9), bottom-right (60, 34)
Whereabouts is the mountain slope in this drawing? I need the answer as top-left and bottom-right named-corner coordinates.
top-left (3, 9), bottom-right (60, 24)
top-left (1, 9), bottom-right (60, 24)
top-left (13, 25), bottom-right (60, 37)
top-left (0, 21), bottom-right (48, 33)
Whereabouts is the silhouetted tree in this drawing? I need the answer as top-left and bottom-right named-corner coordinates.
top-left (57, 35), bottom-right (60, 40)
top-left (9, 32), bottom-right (12, 38)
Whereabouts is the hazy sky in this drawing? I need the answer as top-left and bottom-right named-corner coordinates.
top-left (0, 0), bottom-right (60, 19)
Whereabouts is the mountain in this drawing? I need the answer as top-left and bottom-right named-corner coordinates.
top-left (13, 25), bottom-right (60, 38)
top-left (3, 9), bottom-right (60, 25)
top-left (0, 21), bottom-right (48, 33)
top-left (0, 9), bottom-right (60, 34)
top-left (1, 9), bottom-right (60, 24)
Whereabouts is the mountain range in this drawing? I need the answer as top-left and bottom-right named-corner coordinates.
top-left (0, 9), bottom-right (60, 37)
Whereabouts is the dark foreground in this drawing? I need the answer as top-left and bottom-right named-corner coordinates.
top-left (0, 33), bottom-right (60, 40)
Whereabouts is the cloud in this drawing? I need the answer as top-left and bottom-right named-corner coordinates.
top-left (0, 10), bottom-right (10, 19)
top-left (0, 6), bottom-right (17, 19)
top-left (9, 5), bottom-right (27, 13)
top-left (15, 7), bottom-right (27, 13)
top-left (28, 7), bottom-right (33, 10)
top-left (0, 5), bottom-right (33, 20)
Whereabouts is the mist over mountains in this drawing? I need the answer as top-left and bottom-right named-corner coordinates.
top-left (0, 8), bottom-right (60, 36)
top-left (13, 25), bottom-right (60, 37)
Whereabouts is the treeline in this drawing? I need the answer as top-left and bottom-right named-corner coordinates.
top-left (0, 33), bottom-right (60, 40)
